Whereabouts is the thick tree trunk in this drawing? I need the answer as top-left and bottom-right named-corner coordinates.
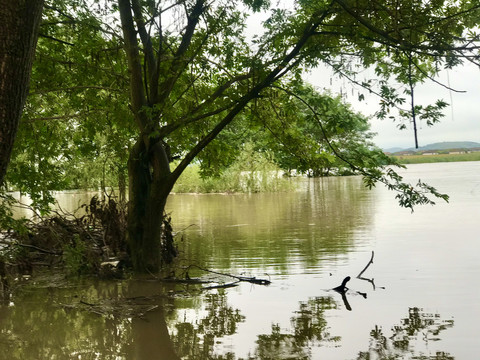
top-left (119, 0), bottom-right (175, 272)
top-left (127, 137), bottom-right (175, 272)
top-left (0, 0), bottom-right (44, 184)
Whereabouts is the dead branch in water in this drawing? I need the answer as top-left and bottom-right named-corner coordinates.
top-left (187, 265), bottom-right (271, 286)
top-left (0, 240), bottom-right (62, 255)
top-left (356, 251), bottom-right (385, 290)
top-left (357, 251), bottom-right (374, 278)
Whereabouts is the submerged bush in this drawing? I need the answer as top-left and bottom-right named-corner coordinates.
top-left (0, 195), bottom-right (130, 279)
top-left (63, 234), bottom-right (98, 275)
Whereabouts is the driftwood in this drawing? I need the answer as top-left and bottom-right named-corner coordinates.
top-left (357, 251), bottom-right (374, 279)
top-left (356, 251), bottom-right (385, 290)
top-left (182, 265), bottom-right (271, 290)
top-left (332, 251), bottom-right (384, 311)
top-left (192, 265), bottom-right (270, 285)
top-left (332, 276), bottom-right (351, 293)
top-left (143, 264), bottom-right (271, 291)
top-left (0, 195), bottom-right (131, 278)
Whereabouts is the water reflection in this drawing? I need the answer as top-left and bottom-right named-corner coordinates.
top-left (4, 162), bottom-right (479, 358)
top-left (170, 176), bottom-right (375, 274)
top-left (0, 276), bottom-right (457, 360)
top-left (171, 291), bottom-right (245, 359)
top-left (356, 307), bottom-right (454, 360)
top-left (171, 291), bottom-right (342, 360)
top-left (0, 280), bottom-right (135, 359)
top-left (0, 279), bottom-right (246, 360)
top-left (253, 296), bottom-right (340, 360)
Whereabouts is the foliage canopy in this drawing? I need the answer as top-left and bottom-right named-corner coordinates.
top-left (1, 0), bottom-right (479, 269)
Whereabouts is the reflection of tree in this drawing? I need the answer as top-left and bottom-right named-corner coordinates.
top-left (171, 291), bottom-right (245, 360)
top-left (292, 297), bottom-right (338, 344)
top-left (171, 294), bottom-right (340, 360)
top-left (170, 176), bottom-right (375, 273)
top-left (254, 296), bottom-right (340, 360)
top-left (0, 283), bottom-right (134, 360)
top-left (0, 279), bottom-right (187, 360)
top-left (356, 307), bottom-right (454, 360)
top-left (3, 280), bottom-right (456, 360)
top-left (0, 278), bottom-right (246, 360)
top-left (199, 292), bottom-right (245, 336)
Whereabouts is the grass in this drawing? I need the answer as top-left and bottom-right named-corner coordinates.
top-left (172, 163), bottom-right (295, 193)
top-left (172, 145), bottom-right (295, 194)
top-left (394, 151), bottom-right (480, 164)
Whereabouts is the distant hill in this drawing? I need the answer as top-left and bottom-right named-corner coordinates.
top-left (384, 147), bottom-right (404, 153)
top-left (409, 141), bottom-right (480, 151)
top-left (385, 141), bottom-right (480, 153)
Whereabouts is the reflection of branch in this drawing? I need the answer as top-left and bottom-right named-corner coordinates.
top-left (202, 281), bottom-right (240, 290)
top-left (340, 292), bottom-right (352, 311)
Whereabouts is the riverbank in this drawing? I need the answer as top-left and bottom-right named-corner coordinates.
top-left (394, 151), bottom-right (480, 164)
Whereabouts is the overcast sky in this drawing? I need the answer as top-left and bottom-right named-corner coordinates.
top-left (306, 62), bottom-right (480, 150)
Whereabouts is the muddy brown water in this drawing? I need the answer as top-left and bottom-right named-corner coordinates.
top-left (3, 161), bottom-right (480, 359)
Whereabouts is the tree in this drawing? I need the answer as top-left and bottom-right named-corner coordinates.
top-left (4, 0), bottom-right (479, 271)
top-left (5, 2), bottom-right (133, 209)
top-left (0, 0), bottom-right (44, 185)
top-left (113, 0), bottom-right (479, 271)
top-left (250, 83), bottom-right (388, 177)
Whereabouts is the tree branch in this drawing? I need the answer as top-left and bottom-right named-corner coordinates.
top-left (118, 0), bottom-right (148, 130)
top-left (156, 0), bottom-right (205, 106)
top-left (38, 33), bottom-right (74, 46)
top-left (357, 251), bottom-right (374, 278)
top-left (22, 109), bottom-right (102, 123)
top-left (131, 0), bottom-right (159, 103)
top-left (169, 2), bottom-right (336, 183)
top-left (29, 86), bottom-right (123, 96)
top-left (274, 84), bottom-right (449, 210)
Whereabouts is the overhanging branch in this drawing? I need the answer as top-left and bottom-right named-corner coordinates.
top-left (272, 84), bottom-right (449, 210)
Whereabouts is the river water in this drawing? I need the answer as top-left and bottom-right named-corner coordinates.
top-left (1, 161), bottom-right (479, 359)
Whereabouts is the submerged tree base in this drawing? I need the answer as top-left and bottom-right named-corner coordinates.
top-left (0, 195), bottom-right (179, 300)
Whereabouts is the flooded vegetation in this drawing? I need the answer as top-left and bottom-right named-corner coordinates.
top-left (1, 162), bottom-right (479, 359)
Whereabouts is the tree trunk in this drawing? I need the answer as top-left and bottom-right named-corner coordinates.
top-left (0, 0), bottom-right (44, 185)
top-left (127, 137), bottom-right (175, 272)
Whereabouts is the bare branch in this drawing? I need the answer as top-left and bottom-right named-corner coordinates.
top-left (29, 86), bottom-right (123, 96)
top-left (38, 33), bottom-right (74, 46)
top-left (157, 0), bottom-right (206, 105)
